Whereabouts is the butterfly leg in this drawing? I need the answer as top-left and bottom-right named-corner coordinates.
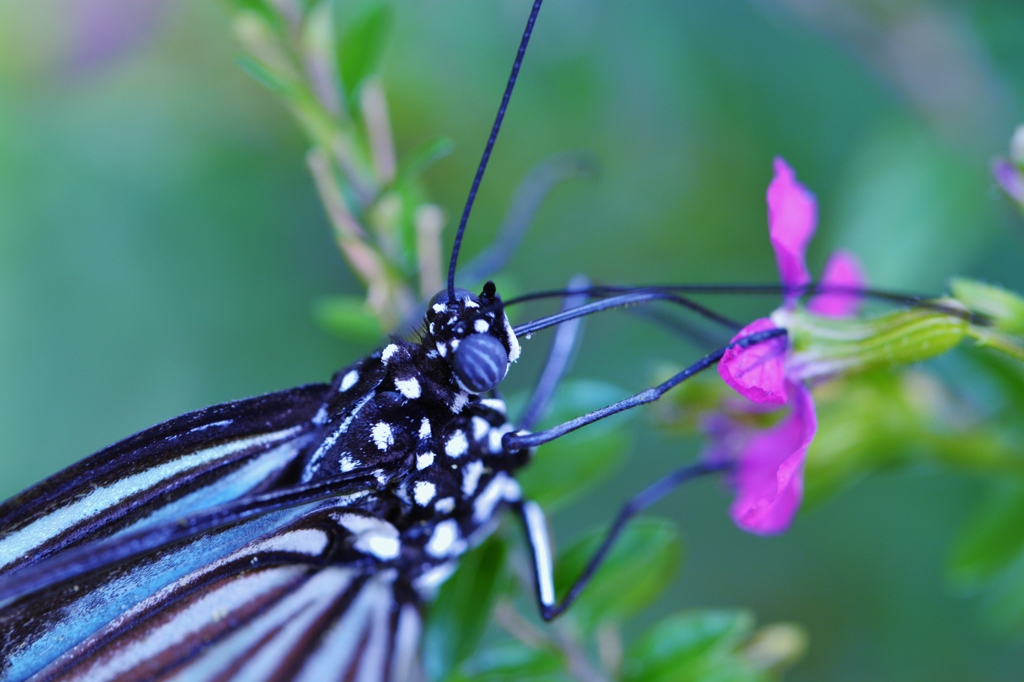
top-left (513, 460), bottom-right (729, 621)
top-left (517, 274), bottom-right (590, 431)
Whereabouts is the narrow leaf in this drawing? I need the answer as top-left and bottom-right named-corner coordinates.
top-left (423, 536), bottom-right (509, 682)
top-left (335, 2), bottom-right (394, 106)
top-left (395, 137), bottom-right (455, 185)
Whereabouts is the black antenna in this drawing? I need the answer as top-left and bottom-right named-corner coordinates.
top-left (447, 0), bottom-right (545, 300)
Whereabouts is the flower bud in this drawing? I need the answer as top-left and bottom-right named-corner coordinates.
top-left (773, 303), bottom-right (968, 382)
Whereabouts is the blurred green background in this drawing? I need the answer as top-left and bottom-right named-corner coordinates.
top-left (1, 0), bottom-right (1023, 679)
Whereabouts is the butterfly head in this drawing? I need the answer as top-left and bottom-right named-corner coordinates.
top-left (425, 281), bottom-right (521, 394)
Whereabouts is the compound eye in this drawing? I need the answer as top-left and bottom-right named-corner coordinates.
top-left (452, 334), bottom-right (508, 393)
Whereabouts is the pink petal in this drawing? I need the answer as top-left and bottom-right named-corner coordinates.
top-left (994, 159), bottom-right (1024, 205)
top-left (807, 250), bottom-right (866, 318)
top-left (767, 158), bottom-right (817, 301)
top-left (730, 381), bottom-right (817, 535)
top-left (717, 318), bottom-right (788, 405)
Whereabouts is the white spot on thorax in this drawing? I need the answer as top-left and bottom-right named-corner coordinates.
top-left (416, 452), bottom-right (435, 470)
top-left (464, 300), bottom-right (479, 309)
top-left (436, 342), bottom-right (448, 358)
top-left (395, 377), bottom-right (421, 400)
top-left (488, 425), bottom-right (514, 454)
top-left (414, 481), bottom-right (437, 506)
top-left (451, 391), bottom-right (468, 414)
top-left (480, 398), bottom-right (506, 414)
top-left (372, 422), bottom-right (394, 451)
top-left (373, 469), bottom-right (387, 485)
top-left (381, 344), bottom-right (399, 364)
top-left (434, 497), bottom-right (455, 514)
top-left (462, 460), bottom-right (484, 496)
top-left (445, 430), bottom-right (468, 458)
top-left (429, 323), bottom-right (435, 335)
top-left (471, 417), bottom-right (490, 441)
top-left (474, 320), bottom-right (490, 333)
top-left (340, 370), bottom-right (359, 392)
top-left (450, 339), bottom-right (461, 351)
top-left (432, 303), bottom-right (447, 314)
top-left (419, 418), bottom-right (431, 440)
top-left (425, 519), bottom-right (465, 558)
top-left (473, 473), bottom-right (521, 523)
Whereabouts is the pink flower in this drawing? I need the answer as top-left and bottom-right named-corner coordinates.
top-left (767, 158), bottom-right (816, 306)
top-left (807, 250), bottom-right (866, 318)
top-left (730, 381), bottom-right (816, 534)
top-left (713, 158), bottom-right (865, 535)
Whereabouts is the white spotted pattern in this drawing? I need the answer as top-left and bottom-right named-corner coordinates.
top-left (488, 424), bottom-right (513, 454)
top-left (413, 481), bottom-right (437, 506)
top-left (462, 460), bottom-right (484, 496)
top-left (451, 391), bottom-right (469, 414)
top-left (474, 319), bottom-right (490, 333)
top-left (472, 416), bottom-right (490, 441)
top-left (340, 370), bottom-right (359, 392)
top-left (473, 473), bottom-right (520, 523)
top-left (339, 454), bottom-right (357, 472)
top-left (434, 497), bottom-right (455, 514)
top-left (480, 398), bottom-right (506, 414)
top-left (416, 452), bottom-right (435, 470)
top-left (425, 519), bottom-right (464, 558)
top-left (395, 377), bottom-right (421, 399)
top-left (381, 344), bottom-right (399, 364)
top-left (372, 422), bottom-right (394, 451)
top-left (336, 514), bottom-right (401, 560)
top-left (419, 418), bottom-right (432, 439)
top-left (445, 430), bottom-right (468, 458)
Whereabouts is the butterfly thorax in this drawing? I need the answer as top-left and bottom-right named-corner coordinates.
top-left (296, 284), bottom-right (528, 592)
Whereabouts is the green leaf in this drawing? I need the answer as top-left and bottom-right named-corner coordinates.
top-left (335, 1), bottom-right (394, 107)
top-left (313, 295), bottom-right (384, 344)
top-left (952, 278), bottom-right (1024, 335)
top-left (229, 0), bottom-right (276, 20)
top-left (553, 517), bottom-right (682, 632)
top-left (423, 536), bottom-right (509, 682)
top-left (623, 610), bottom-right (759, 682)
top-left (395, 137), bottom-right (454, 185)
top-left (948, 480), bottom-right (1024, 593)
top-left (518, 380), bottom-right (631, 510)
top-left (457, 641), bottom-right (569, 682)
top-left (234, 54), bottom-right (297, 100)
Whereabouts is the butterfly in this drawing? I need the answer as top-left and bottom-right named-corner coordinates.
top-left (0, 1), bottom-right (781, 680)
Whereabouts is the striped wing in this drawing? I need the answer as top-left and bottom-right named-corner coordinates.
top-left (0, 383), bottom-right (331, 580)
top-left (7, 508), bottom-right (421, 682)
